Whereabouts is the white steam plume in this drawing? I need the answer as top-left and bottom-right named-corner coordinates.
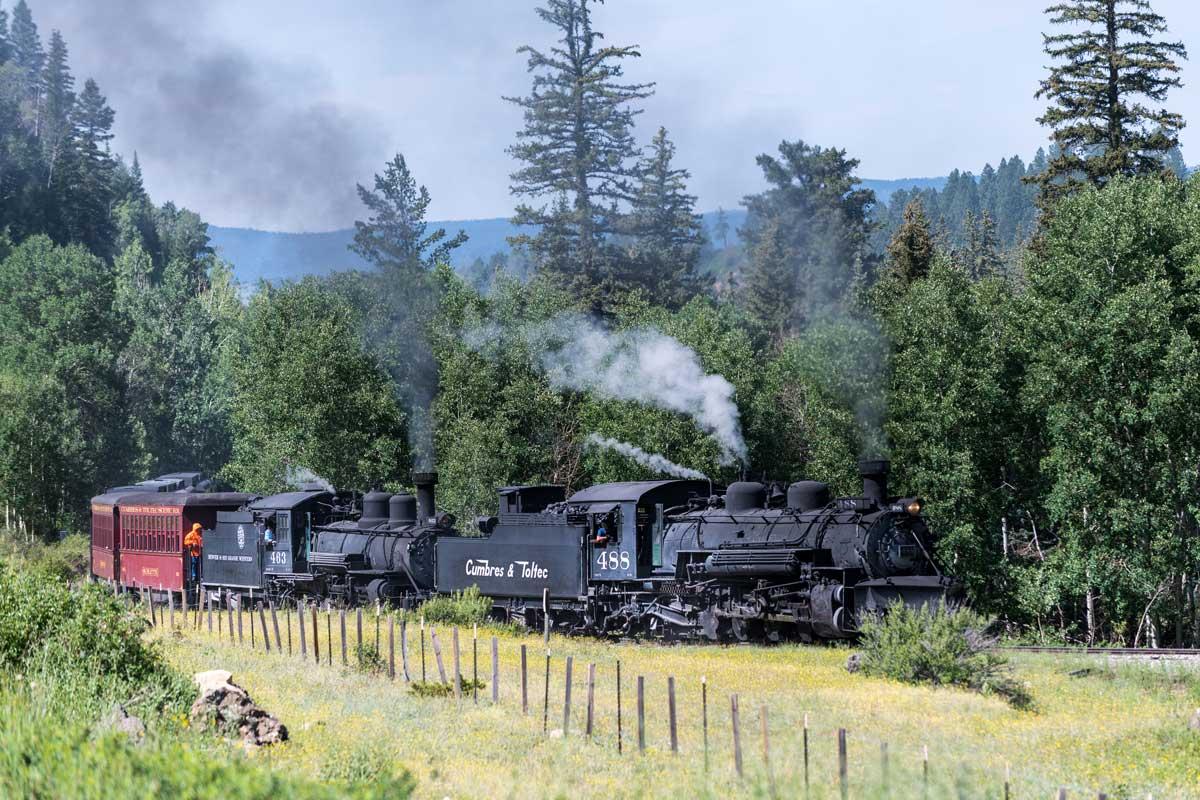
top-left (285, 466), bottom-right (334, 493)
top-left (468, 314), bottom-right (747, 465)
top-left (585, 435), bottom-right (709, 480)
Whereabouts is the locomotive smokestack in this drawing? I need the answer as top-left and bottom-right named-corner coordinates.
top-left (859, 459), bottom-right (890, 507)
top-left (413, 471), bottom-right (438, 523)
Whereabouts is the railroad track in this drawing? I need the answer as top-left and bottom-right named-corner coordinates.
top-left (1002, 645), bottom-right (1200, 659)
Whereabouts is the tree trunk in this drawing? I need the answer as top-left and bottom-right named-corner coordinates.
top-left (1085, 586), bottom-right (1096, 646)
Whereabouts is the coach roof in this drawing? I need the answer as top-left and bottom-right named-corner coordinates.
top-left (567, 480), bottom-right (710, 504)
top-left (115, 491), bottom-right (254, 509)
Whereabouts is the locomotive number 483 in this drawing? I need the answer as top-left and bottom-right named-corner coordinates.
top-left (596, 550), bottom-right (631, 572)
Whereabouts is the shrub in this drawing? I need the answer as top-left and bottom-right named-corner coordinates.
top-left (353, 642), bottom-right (386, 675)
top-left (856, 602), bottom-right (1031, 708)
top-left (415, 586), bottom-right (491, 626)
top-left (0, 563), bottom-right (189, 715)
top-left (0, 532), bottom-right (89, 582)
top-left (409, 677), bottom-right (487, 698)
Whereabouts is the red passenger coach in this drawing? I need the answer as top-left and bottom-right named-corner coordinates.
top-left (89, 493), bottom-right (131, 581)
top-left (116, 492), bottom-right (252, 592)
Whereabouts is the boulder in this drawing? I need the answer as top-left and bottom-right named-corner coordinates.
top-left (191, 670), bottom-right (287, 747)
top-left (99, 703), bottom-right (145, 742)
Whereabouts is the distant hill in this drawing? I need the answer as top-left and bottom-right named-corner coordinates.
top-left (207, 176), bottom-right (950, 287)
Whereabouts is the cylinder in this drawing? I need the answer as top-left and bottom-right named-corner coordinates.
top-left (413, 472), bottom-right (438, 523)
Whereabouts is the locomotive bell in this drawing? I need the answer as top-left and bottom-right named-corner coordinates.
top-left (858, 459), bottom-right (890, 507)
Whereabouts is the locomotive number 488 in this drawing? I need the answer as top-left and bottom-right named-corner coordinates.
top-left (596, 550), bottom-right (631, 571)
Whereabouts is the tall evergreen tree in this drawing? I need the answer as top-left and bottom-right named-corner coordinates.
top-left (741, 139), bottom-right (876, 321)
top-left (0, 5), bottom-right (11, 65)
top-left (739, 216), bottom-right (797, 342)
top-left (9, 0), bottom-right (41, 114)
top-left (622, 127), bottom-right (706, 308)
top-left (886, 198), bottom-right (935, 286)
top-left (351, 153), bottom-right (465, 276)
top-left (1032, 0), bottom-right (1188, 204)
top-left (960, 211), bottom-right (1005, 279)
top-left (506, 0), bottom-right (654, 302)
top-left (66, 78), bottom-right (116, 254)
top-left (39, 30), bottom-right (73, 183)
top-left (713, 206), bottom-right (730, 249)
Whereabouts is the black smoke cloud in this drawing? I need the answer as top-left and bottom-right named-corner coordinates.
top-left (37, 0), bottom-right (387, 231)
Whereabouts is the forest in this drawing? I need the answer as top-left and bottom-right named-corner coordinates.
top-left (1, 0), bottom-right (1198, 649)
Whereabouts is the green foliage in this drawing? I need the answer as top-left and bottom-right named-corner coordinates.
top-left (0, 688), bottom-right (414, 800)
top-left (857, 602), bottom-right (1030, 708)
top-left (1020, 176), bottom-right (1200, 643)
top-left (223, 278), bottom-right (409, 494)
top-left (739, 139), bottom-right (877, 324)
top-left (0, 532), bottom-right (88, 582)
top-left (409, 677), bottom-right (487, 698)
top-left (1033, 0), bottom-right (1187, 204)
top-left (885, 198), bottom-right (935, 286)
top-left (416, 587), bottom-right (492, 627)
top-left (0, 564), bottom-right (189, 715)
top-left (353, 642), bottom-right (386, 675)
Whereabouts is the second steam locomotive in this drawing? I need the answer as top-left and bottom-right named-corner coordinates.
top-left (184, 460), bottom-right (954, 642)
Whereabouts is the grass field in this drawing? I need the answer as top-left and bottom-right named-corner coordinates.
top-left (154, 609), bottom-right (1200, 799)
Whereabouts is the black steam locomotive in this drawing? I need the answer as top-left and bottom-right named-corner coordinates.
top-left (198, 461), bottom-right (954, 642)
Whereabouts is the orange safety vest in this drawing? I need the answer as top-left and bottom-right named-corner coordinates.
top-left (184, 528), bottom-right (203, 557)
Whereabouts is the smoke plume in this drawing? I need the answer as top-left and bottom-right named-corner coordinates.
top-left (284, 466), bottom-right (335, 493)
top-left (585, 435), bottom-right (708, 480)
top-left (467, 314), bottom-right (747, 465)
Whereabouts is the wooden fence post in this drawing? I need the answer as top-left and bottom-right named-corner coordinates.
top-left (388, 615), bottom-right (395, 680)
top-left (182, 587), bottom-right (188, 627)
top-left (491, 636), bottom-right (499, 704)
top-left (731, 694), bottom-right (743, 778)
top-left (374, 605), bottom-right (380, 655)
top-left (472, 624), bottom-right (478, 704)
top-left (803, 713), bottom-right (810, 797)
top-left (838, 728), bottom-right (848, 800)
top-left (431, 629), bottom-right (448, 684)
top-left (168, 590), bottom-right (175, 629)
top-left (286, 605), bottom-right (292, 656)
top-left (420, 620), bottom-right (427, 682)
top-left (701, 676), bottom-right (709, 772)
top-left (585, 663), bottom-right (595, 738)
top-left (356, 607), bottom-right (363, 656)
top-left (668, 677), bottom-right (678, 754)
top-left (616, 659), bottom-right (623, 754)
top-left (1057, 790), bottom-right (1067, 800)
top-left (206, 592), bottom-right (212, 633)
top-left (270, 603), bottom-right (282, 651)
top-left (310, 604), bottom-right (319, 664)
top-left (637, 676), bottom-right (645, 753)
top-left (259, 606), bottom-right (271, 653)
top-left (521, 644), bottom-right (528, 714)
top-left (237, 601), bottom-right (244, 645)
top-left (542, 648), bottom-right (551, 733)
top-left (1004, 763), bottom-right (1011, 800)
top-left (326, 609), bottom-right (331, 666)
top-left (298, 602), bottom-right (307, 657)
top-left (922, 744), bottom-right (929, 799)
top-left (453, 627), bottom-right (462, 701)
top-left (340, 609), bottom-right (348, 666)
top-left (881, 741), bottom-right (889, 795)
top-left (562, 655), bottom-right (573, 735)
top-left (401, 618), bottom-right (410, 681)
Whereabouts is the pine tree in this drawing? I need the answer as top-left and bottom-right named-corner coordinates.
top-left (128, 152), bottom-right (146, 199)
top-left (886, 198), bottom-right (935, 286)
top-left (1032, 0), bottom-right (1188, 204)
top-left (961, 211), bottom-right (1005, 279)
top-left (622, 127), bottom-right (706, 308)
top-left (714, 206), bottom-right (730, 249)
top-left (350, 153), bottom-right (466, 275)
top-left (0, 5), bottom-right (11, 65)
top-left (739, 216), bottom-right (797, 343)
top-left (39, 30), bottom-right (74, 183)
top-left (506, 0), bottom-right (654, 300)
top-left (740, 139), bottom-right (876, 320)
top-left (67, 78), bottom-right (116, 254)
top-left (9, 0), bottom-right (41, 112)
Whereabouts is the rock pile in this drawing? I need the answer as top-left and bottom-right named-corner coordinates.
top-left (190, 669), bottom-right (288, 747)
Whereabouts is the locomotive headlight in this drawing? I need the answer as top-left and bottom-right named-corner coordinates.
top-left (905, 499), bottom-right (923, 516)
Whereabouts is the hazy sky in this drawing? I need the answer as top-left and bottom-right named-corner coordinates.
top-left (35, 0), bottom-right (1200, 232)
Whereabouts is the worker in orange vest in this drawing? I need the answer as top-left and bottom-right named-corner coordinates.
top-left (184, 523), bottom-right (203, 583)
